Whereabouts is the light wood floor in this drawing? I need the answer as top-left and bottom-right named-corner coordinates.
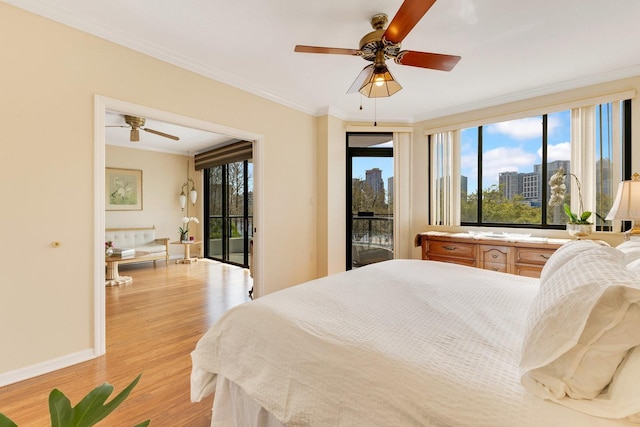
top-left (0, 259), bottom-right (252, 426)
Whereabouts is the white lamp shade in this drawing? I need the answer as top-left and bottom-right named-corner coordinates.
top-left (606, 177), bottom-right (640, 220)
top-left (190, 189), bottom-right (198, 205)
top-left (179, 193), bottom-right (187, 209)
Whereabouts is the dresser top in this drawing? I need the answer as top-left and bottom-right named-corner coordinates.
top-left (419, 231), bottom-right (569, 249)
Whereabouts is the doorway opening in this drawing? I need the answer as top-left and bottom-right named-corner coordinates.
top-left (346, 132), bottom-right (394, 270)
top-left (95, 95), bottom-right (263, 356)
top-left (204, 160), bottom-right (253, 267)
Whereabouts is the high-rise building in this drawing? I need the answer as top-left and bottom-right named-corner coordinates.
top-left (499, 171), bottom-right (520, 199)
top-left (522, 172), bottom-right (540, 201)
top-left (498, 160), bottom-right (571, 207)
top-left (461, 175), bottom-right (468, 201)
top-left (387, 176), bottom-right (393, 203)
top-left (366, 168), bottom-right (385, 197)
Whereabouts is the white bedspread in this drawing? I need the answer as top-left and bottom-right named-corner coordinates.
top-left (191, 259), bottom-right (635, 426)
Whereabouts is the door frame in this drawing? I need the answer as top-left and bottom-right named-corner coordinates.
top-left (345, 134), bottom-right (393, 270)
top-left (93, 95), bottom-right (264, 356)
top-left (203, 160), bottom-right (252, 267)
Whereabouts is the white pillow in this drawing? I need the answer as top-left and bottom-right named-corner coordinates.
top-left (548, 346), bottom-right (640, 421)
top-left (617, 241), bottom-right (640, 266)
top-left (539, 239), bottom-right (603, 284)
top-left (520, 246), bottom-right (640, 400)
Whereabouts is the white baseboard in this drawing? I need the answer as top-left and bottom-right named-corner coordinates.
top-left (0, 349), bottom-right (97, 387)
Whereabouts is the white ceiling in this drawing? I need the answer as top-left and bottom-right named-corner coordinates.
top-left (105, 110), bottom-right (233, 155)
top-left (7, 0), bottom-right (640, 153)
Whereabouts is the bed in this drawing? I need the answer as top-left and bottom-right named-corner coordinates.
top-left (191, 240), bottom-right (640, 426)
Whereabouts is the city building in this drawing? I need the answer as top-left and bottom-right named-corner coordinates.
top-left (499, 171), bottom-right (521, 199)
top-left (366, 168), bottom-right (385, 196)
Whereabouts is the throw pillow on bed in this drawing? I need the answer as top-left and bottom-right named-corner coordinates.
top-left (538, 239), bottom-right (605, 284)
top-left (520, 245), bottom-right (640, 401)
top-left (549, 345), bottom-right (640, 421)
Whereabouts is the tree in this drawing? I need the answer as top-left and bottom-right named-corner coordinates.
top-left (461, 184), bottom-right (540, 224)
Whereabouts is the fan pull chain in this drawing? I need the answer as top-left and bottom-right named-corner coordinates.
top-left (374, 98), bottom-right (377, 126)
top-left (359, 94), bottom-right (363, 110)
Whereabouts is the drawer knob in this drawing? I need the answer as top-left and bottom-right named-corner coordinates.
top-left (492, 267), bottom-right (498, 271)
top-left (491, 254), bottom-right (498, 259)
top-left (540, 254), bottom-right (550, 259)
top-left (443, 245), bottom-right (457, 251)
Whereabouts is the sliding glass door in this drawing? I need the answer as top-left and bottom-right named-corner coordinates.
top-left (204, 160), bottom-right (253, 267)
top-left (346, 133), bottom-right (394, 269)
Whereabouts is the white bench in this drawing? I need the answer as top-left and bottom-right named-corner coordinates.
top-left (105, 226), bottom-right (170, 266)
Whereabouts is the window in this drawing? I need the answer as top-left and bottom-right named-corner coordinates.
top-left (430, 99), bottom-right (631, 230)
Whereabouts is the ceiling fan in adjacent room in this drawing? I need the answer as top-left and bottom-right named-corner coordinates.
top-left (294, 0), bottom-right (461, 97)
top-left (107, 115), bottom-right (180, 142)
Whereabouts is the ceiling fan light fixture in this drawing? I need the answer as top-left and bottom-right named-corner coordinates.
top-left (359, 65), bottom-right (402, 98)
top-left (130, 128), bottom-right (140, 142)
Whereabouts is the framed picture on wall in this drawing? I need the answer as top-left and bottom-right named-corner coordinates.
top-left (106, 167), bottom-right (143, 211)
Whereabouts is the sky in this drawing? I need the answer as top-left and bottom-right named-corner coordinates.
top-left (461, 110), bottom-right (573, 192)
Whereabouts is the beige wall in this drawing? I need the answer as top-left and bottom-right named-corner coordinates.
top-left (0, 3), bottom-right (316, 378)
top-left (106, 146), bottom-right (199, 259)
top-left (316, 115), bottom-right (347, 276)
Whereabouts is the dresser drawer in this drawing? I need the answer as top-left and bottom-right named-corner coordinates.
top-left (479, 245), bottom-right (508, 264)
top-left (479, 245), bottom-right (509, 273)
top-left (428, 255), bottom-right (477, 268)
top-left (483, 262), bottom-right (508, 273)
top-left (514, 264), bottom-right (544, 278)
top-left (427, 240), bottom-right (476, 259)
top-left (515, 247), bottom-right (555, 266)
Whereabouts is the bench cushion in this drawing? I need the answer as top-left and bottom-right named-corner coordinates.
top-left (105, 227), bottom-right (169, 265)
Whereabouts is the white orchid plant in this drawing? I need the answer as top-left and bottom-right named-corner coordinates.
top-left (178, 216), bottom-right (199, 239)
top-left (548, 167), bottom-right (592, 224)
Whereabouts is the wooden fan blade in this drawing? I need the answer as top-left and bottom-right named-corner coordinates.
top-left (384, 0), bottom-right (437, 44)
top-left (142, 127), bottom-right (180, 141)
top-left (294, 45), bottom-right (359, 56)
top-left (395, 50), bottom-right (461, 71)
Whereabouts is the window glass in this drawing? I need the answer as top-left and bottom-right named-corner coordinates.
top-left (209, 165), bottom-right (223, 236)
top-left (481, 116), bottom-right (543, 224)
top-left (546, 111), bottom-right (571, 225)
top-left (460, 128), bottom-right (478, 222)
top-left (433, 100), bottom-right (629, 229)
top-left (595, 103), bottom-right (614, 230)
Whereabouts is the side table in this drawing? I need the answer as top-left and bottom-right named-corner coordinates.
top-left (105, 251), bottom-right (150, 286)
top-left (171, 240), bottom-right (202, 264)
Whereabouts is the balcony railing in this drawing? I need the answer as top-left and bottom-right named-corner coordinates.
top-left (207, 215), bottom-right (253, 266)
top-left (352, 214), bottom-right (393, 267)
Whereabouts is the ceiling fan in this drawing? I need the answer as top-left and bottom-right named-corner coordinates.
top-left (107, 115), bottom-right (180, 142)
top-left (294, 0), bottom-right (461, 98)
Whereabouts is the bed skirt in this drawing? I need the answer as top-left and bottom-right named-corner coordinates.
top-left (211, 376), bottom-right (285, 427)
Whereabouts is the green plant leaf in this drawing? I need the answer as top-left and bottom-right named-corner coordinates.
top-left (3, 374), bottom-right (148, 427)
top-left (563, 203), bottom-right (578, 222)
top-left (581, 211), bottom-right (592, 221)
top-left (49, 389), bottom-right (75, 427)
top-left (0, 413), bottom-right (18, 427)
top-left (71, 373), bottom-right (143, 426)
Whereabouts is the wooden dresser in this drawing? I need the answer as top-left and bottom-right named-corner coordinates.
top-left (420, 232), bottom-right (567, 278)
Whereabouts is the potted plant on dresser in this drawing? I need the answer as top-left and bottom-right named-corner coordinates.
top-left (548, 167), bottom-right (594, 239)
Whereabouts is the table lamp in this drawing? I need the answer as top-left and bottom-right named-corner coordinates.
top-left (606, 173), bottom-right (640, 240)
